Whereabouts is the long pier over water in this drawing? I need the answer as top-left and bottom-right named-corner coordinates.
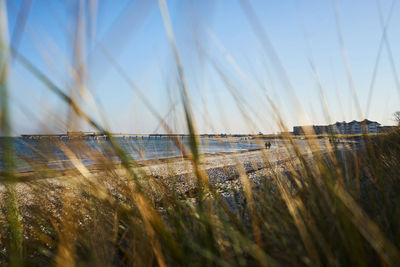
top-left (21, 132), bottom-right (254, 140)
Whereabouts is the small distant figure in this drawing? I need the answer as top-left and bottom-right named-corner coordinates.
top-left (265, 142), bottom-right (271, 149)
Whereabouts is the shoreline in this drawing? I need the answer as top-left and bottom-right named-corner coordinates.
top-left (0, 142), bottom-right (347, 219)
top-left (4, 138), bottom-right (343, 179)
top-left (5, 147), bottom-right (268, 179)
top-left (1, 140), bottom-right (345, 191)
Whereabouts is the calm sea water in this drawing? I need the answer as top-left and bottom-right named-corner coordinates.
top-left (0, 137), bottom-right (269, 171)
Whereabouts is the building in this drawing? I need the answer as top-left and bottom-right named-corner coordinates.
top-left (361, 119), bottom-right (380, 134)
top-left (332, 121), bottom-right (347, 134)
top-left (293, 119), bottom-right (382, 135)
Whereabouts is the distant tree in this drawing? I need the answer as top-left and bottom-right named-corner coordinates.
top-left (394, 111), bottom-right (400, 126)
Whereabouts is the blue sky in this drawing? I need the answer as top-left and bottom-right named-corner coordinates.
top-left (5, 0), bottom-right (400, 134)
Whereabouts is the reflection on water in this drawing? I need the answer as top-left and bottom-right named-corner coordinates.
top-left (1, 137), bottom-right (270, 171)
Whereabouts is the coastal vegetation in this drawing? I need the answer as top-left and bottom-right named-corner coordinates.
top-left (1, 121), bottom-right (400, 266)
top-left (1, 1), bottom-right (400, 266)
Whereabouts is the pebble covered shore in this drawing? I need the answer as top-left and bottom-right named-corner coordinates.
top-left (0, 139), bottom-right (338, 213)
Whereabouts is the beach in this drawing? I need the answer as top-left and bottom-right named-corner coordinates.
top-left (0, 139), bottom-right (342, 209)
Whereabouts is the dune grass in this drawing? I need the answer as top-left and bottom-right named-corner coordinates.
top-left (1, 126), bottom-right (400, 266)
top-left (1, 1), bottom-right (400, 266)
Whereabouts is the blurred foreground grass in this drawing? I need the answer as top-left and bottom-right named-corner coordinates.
top-left (1, 0), bottom-right (400, 266)
top-left (0, 127), bottom-right (399, 267)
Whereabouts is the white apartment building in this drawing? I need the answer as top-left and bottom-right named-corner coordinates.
top-left (334, 120), bottom-right (380, 134)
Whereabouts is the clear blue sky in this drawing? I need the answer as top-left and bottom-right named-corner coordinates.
top-left (5, 0), bottom-right (400, 134)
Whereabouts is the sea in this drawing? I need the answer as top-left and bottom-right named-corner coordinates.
top-left (0, 136), bottom-right (270, 171)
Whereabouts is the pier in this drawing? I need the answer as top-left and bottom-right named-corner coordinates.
top-left (20, 132), bottom-right (259, 140)
top-left (21, 132), bottom-right (148, 140)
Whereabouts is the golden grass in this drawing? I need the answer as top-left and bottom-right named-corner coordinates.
top-left (1, 1), bottom-right (400, 266)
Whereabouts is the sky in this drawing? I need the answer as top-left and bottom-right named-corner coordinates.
top-left (4, 0), bottom-right (400, 135)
